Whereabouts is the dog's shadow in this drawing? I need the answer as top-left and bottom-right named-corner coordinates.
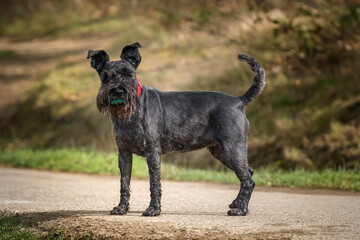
top-left (19, 210), bottom-right (108, 226)
top-left (19, 210), bottom-right (225, 226)
top-left (130, 210), bottom-right (225, 216)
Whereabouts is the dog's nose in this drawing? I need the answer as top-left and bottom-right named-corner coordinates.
top-left (110, 87), bottom-right (125, 95)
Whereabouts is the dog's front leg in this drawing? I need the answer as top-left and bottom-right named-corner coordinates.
top-left (110, 151), bottom-right (132, 215)
top-left (142, 150), bottom-right (162, 216)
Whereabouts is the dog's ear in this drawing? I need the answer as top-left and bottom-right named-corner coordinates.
top-left (87, 50), bottom-right (110, 72)
top-left (120, 42), bottom-right (142, 69)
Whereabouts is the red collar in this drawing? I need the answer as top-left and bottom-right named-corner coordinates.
top-left (137, 77), bottom-right (142, 99)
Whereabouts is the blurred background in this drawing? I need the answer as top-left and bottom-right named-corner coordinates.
top-left (0, 0), bottom-right (359, 172)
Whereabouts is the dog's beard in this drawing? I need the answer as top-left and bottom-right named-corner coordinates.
top-left (96, 83), bottom-right (137, 123)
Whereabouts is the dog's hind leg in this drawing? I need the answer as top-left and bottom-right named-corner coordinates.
top-left (221, 142), bottom-right (255, 216)
top-left (142, 149), bottom-right (162, 217)
top-left (208, 145), bottom-right (254, 177)
top-left (248, 166), bottom-right (254, 177)
top-left (111, 151), bottom-right (132, 215)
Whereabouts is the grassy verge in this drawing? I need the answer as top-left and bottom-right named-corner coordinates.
top-left (0, 211), bottom-right (76, 240)
top-left (0, 148), bottom-right (359, 191)
top-left (0, 212), bottom-right (37, 240)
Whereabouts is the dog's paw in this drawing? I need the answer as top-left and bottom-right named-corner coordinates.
top-left (228, 208), bottom-right (247, 216)
top-left (142, 206), bottom-right (161, 217)
top-left (229, 199), bottom-right (240, 209)
top-left (110, 205), bottom-right (128, 215)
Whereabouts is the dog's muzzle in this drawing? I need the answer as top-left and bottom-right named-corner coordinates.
top-left (109, 87), bottom-right (127, 108)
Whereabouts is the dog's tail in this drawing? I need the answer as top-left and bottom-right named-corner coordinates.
top-left (238, 54), bottom-right (266, 105)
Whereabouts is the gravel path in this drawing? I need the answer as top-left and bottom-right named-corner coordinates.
top-left (0, 167), bottom-right (359, 239)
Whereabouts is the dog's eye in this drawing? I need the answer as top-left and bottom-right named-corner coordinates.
top-left (100, 71), bottom-right (112, 84)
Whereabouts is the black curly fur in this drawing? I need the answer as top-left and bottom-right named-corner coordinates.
top-left (88, 42), bottom-right (266, 217)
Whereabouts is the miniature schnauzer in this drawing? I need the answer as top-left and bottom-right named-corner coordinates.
top-left (87, 42), bottom-right (265, 216)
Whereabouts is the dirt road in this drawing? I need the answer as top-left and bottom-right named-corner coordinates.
top-left (0, 167), bottom-right (359, 239)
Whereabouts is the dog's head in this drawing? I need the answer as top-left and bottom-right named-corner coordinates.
top-left (87, 42), bottom-right (142, 122)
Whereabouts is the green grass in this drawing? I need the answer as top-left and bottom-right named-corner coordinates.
top-left (0, 211), bottom-right (37, 240)
top-left (0, 149), bottom-right (359, 191)
top-left (0, 211), bottom-right (78, 239)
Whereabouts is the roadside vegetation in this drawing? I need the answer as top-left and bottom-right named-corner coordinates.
top-left (0, 0), bottom-right (359, 190)
top-left (0, 211), bottom-right (36, 240)
top-left (0, 149), bottom-right (358, 191)
top-left (0, 211), bottom-right (75, 240)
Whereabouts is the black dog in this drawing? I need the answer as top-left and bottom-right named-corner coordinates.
top-left (87, 42), bottom-right (265, 216)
